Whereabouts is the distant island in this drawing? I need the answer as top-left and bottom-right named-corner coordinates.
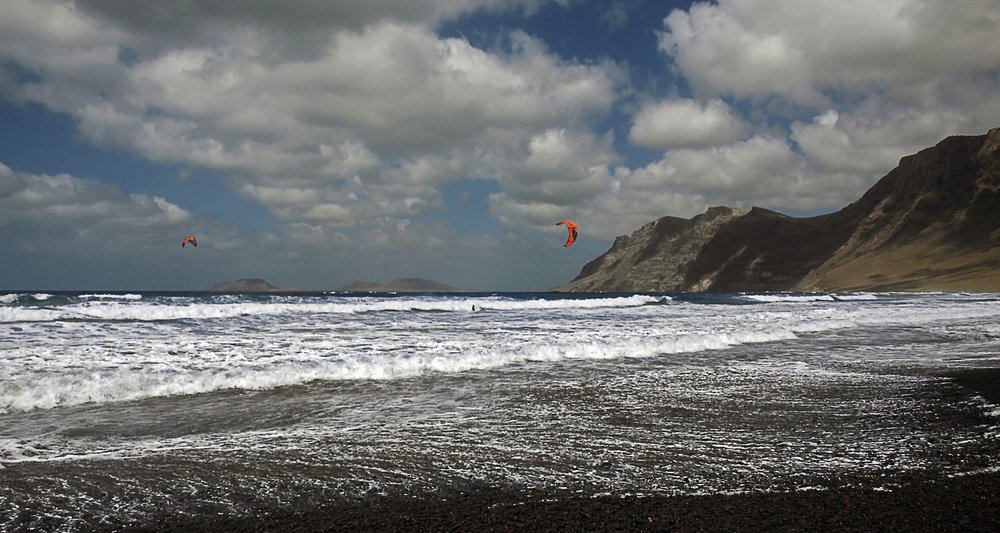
top-left (206, 279), bottom-right (302, 292)
top-left (337, 278), bottom-right (474, 292)
top-left (554, 127), bottom-right (1000, 293)
top-left (205, 277), bottom-right (473, 293)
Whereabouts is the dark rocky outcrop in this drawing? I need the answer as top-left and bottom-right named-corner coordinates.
top-left (554, 128), bottom-right (1000, 293)
top-left (207, 278), bottom-right (301, 292)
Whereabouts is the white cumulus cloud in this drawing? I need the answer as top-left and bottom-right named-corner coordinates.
top-left (659, 0), bottom-right (1000, 104)
top-left (0, 162), bottom-right (192, 230)
top-left (2, 2), bottom-right (624, 233)
top-left (630, 98), bottom-right (748, 149)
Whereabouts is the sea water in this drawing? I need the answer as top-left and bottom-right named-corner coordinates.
top-left (2, 291), bottom-right (999, 530)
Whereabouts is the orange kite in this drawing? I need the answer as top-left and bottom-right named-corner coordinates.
top-left (556, 220), bottom-right (578, 247)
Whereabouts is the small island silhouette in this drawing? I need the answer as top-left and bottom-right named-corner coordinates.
top-left (206, 278), bottom-right (473, 292)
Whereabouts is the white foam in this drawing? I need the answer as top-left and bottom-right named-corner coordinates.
top-left (0, 294), bottom-right (662, 323)
top-left (0, 293), bottom-right (20, 304)
top-left (830, 293), bottom-right (879, 301)
top-left (739, 293), bottom-right (836, 303)
top-left (0, 320), bottom-right (803, 413)
top-left (4, 292), bottom-right (1000, 413)
top-left (471, 295), bottom-right (666, 310)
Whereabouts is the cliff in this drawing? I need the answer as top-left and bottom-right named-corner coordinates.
top-left (553, 128), bottom-right (1000, 293)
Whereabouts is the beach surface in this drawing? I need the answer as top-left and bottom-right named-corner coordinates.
top-left (124, 472), bottom-right (999, 532)
top-left (4, 292), bottom-right (999, 532)
top-left (110, 368), bottom-right (1000, 532)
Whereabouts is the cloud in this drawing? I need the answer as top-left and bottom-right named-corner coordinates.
top-left (0, 160), bottom-right (363, 289)
top-left (2, 2), bottom-right (623, 234)
top-left (0, 161), bottom-right (222, 288)
top-left (508, 128), bottom-right (619, 203)
top-left (0, 162), bottom-right (191, 232)
top-left (73, 0), bottom-right (560, 40)
top-left (629, 98), bottom-right (748, 149)
top-left (659, 0), bottom-right (1000, 104)
top-left (621, 134), bottom-right (872, 216)
top-left (789, 109), bottom-right (968, 175)
top-left (627, 136), bottom-right (794, 193)
top-left (3, 0), bottom-right (999, 290)
top-left (577, 185), bottom-right (709, 238)
top-left (487, 127), bottom-right (622, 230)
top-left (629, 0), bottom-right (1000, 220)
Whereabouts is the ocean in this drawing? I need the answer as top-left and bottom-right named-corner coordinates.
top-left (2, 291), bottom-right (999, 530)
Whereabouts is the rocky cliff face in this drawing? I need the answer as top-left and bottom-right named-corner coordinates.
top-left (553, 128), bottom-right (1000, 293)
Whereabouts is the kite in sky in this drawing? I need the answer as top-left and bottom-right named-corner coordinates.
top-left (556, 220), bottom-right (577, 247)
top-left (181, 236), bottom-right (197, 248)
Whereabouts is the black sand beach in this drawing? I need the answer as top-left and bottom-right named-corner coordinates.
top-left (112, 472), bottom-right (1000, 532)
top-left (93, 368), bottom-right (1000, 532)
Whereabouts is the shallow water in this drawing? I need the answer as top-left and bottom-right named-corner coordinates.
top-left (2, 291), bottom-right (999, 530)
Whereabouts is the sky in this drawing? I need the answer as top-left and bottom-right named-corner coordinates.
top-left (1, 0), bottom-right (998, 292)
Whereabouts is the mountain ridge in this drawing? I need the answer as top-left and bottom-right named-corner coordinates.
top-left (553, 128), bottom-right (1000, 293)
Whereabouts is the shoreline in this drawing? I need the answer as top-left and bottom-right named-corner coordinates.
top-left (4, 336), bottom-right (992, 532)
top-left (125, 471), bottom-right (1000, 532)
top-left (120, 366), bottom-right (1000, 532)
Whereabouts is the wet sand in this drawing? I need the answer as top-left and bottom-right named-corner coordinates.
top-left (121, 471), bottom-right (999, 532)
top-left (98, 367), bottom-right (1000, 532)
